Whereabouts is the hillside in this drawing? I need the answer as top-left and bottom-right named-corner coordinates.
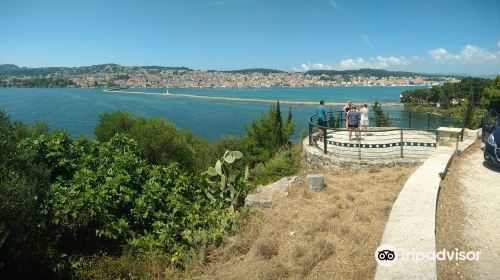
top-left (306, 68), bottom-right (463, 78)
top-left (1, 64), bottom-right (462, 78)
top-left (221, 68), bottom-right (285, 74)
top-left (0, 64), bottom-right (193, 77)
top-left (176, 166), bottom-right (416, 279)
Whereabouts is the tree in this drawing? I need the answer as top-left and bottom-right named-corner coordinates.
top-left (372, 102), bottom-right (391, 127)
top-left (0, 109), bottom-right (54, 278)
top-left (328, 108), bottom-right (336, 128)
top-left (243, 101), bottom-right (294, 164)
top-left (95, 111), bottom-right (200, 171)
top-left (273, 101), bottom-right (283, 152)
top-left (462, 87), bottom-right (478, 129)
top-left (482, 75), bottom-right (500, 112)
top-left (285, 106), bottom-right (294, 144)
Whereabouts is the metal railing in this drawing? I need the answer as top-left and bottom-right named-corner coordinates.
top-left (325, 110), bottom-right (461, 130)
top-left (308, 110), bottom-right (465, 158)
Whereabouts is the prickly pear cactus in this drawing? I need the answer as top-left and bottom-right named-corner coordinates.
top-left (205, 150), bottom-right (249, 210)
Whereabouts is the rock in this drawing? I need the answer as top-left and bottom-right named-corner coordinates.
top-left (306, 174), bottom-right (325, 192)
top-left (245, 195), bottom-right (273, 208)
top-left (245, 176), bottom-right (298, 208)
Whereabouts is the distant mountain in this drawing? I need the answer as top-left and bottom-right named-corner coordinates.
top-left (427, 71), bottom-right (473, 77)
top-left (0, 64), bottom-right (193, 76)
top-left (479, 74), bottom-right (499, 79)
top-left (0, 64), bottom-right (22, 74)
top-left (305, 68), bottom-right (464, 78)
top-left (221, 68), bottom-right (285, 74)
top-left (1, 64), bottom-right (473, 79)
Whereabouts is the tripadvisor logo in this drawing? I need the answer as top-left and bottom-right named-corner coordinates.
top-left (375, 244), bottom-right (397, 266)
top-left (375, 244), bottom-right (481, 267)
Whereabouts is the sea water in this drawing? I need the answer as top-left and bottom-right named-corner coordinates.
top-left (0, 86), bottom-right (427, 141)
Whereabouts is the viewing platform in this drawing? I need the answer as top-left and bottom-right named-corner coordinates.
top-left (304, 111), bottom-right (465, 169)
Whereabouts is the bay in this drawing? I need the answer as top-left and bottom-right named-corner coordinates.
top-left (0, 86), bottom-right (432, 141)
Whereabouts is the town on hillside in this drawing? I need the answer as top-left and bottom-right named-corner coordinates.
top-left (0, 64), bottom-right (460, 88)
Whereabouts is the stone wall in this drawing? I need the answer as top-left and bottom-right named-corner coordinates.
top-left (303, 138), bottom-right (423, 170)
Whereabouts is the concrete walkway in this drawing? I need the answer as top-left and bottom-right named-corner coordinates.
top-left (457, 146), bottom-right (500, 279)
top-left (375, 135), bottom-right (477, 279)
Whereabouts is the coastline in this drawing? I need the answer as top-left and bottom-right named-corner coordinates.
top-left (103, 89), bottom-right (405, 107)
top-left (1, 84), bottom-right (431, 90)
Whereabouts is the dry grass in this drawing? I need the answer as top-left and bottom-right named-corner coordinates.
top-left (436, 141), bottom-right (480, 279)
top-left (177, 165), bottom-right (416, 280)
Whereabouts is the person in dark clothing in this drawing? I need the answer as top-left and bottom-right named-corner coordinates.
top-left (316, 100), bottom-right (327, 141)
top-left (343, 101), bottom-right (353, 128)
top-left (347, 105), bottom-right (360, 141)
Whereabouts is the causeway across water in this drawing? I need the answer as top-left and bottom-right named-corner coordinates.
top-left (103, 89), bottom-right (404, 107)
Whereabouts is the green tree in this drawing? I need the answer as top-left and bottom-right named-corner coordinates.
top-left (372, 102), bottom-right (391, 127)
top-left (328, 109), bottom-right (336, 128)
top-left (461, 87), bottom-right (480, 129)
top-left (482, 75), bottom-right (500, 112)
top-left (94, 111), bottom-right (206, 171)
top-left (243, 101), bottom-right (294, 164)
top-left (95, 111), bottom-right (137, 142)
top-left (273, 101), bottom-right (283, 152)
top-left (0, 109), bottom-right (54, 278)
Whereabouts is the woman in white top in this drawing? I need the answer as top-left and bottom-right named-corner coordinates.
top-left (359, 103), bottom-right (369, 135)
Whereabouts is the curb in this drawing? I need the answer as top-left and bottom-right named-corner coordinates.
top-left (374, 130), bottom-right (479, 279)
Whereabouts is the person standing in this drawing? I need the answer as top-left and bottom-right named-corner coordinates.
top-left (347, 105), bottom-right (360, 141)
top-left (316, 100), bottom-right (328, 141)
top-left (343, 101), bottom-right (352, 128)
top-left (359, 103), bottom-right (369, 135)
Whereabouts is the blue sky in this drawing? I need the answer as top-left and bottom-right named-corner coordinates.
top-left (1, 0), bottom-right (499, 74)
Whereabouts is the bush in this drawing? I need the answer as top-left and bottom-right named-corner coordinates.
top-left (1, 109), bottom-right (252, 278)
top-left (251, 144), bottom-right (302, 186)
top-left (94, 111), bottom-right (212, 171)
top-left (482, 75), bottom-right (500, 112)
top-left (0, 110), bottom-right (54, 278)
top-left (0, 105), bottom-right (299, 278)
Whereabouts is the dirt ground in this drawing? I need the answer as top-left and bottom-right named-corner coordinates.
top-left (437, 141), bottom-right (500, 279)
top-left (178, 166), bottom-right (416, 280)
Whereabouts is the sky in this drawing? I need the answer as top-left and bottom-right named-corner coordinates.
top-left (1, 0), bottom-right (499, 75)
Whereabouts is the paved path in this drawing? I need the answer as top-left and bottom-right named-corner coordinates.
top-left (375, 146), bottom-right (457, 280)
top-left (457, 146), bottom-right (500, 279)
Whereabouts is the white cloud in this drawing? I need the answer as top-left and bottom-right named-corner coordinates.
top-left (292, 43), bottom-right (499, 73)
top-left (361, 34), bottom-right (373, 47)
top-left (338, 56), bottom-right (410, 70)
top-left (428, 48), bottom-right (448, 59)
top-left (293, 56), bottom-right (412, 71)
top-left (428, 45), bottom-right (498, 63)
top-left (339, 58), bottom-right (369, 69)
top-left (328, 0), bottom-right (343, 12)
top-left (497, 40), bottom-right (500, 48)
top-left (293, 62), bottom-right (333, 72)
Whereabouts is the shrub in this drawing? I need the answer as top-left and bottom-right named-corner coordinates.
top-left (94, 111), bottom-right (208, 171)
top-left (1, 112), bottom-right (252, 278)
top-left (251, 144), bottom-right (302, 186)
top-left (482, 75), bottom-right (500, 112)
top-left (243, 101), bottom-right (295, 164)
top-left (0, 110), bottom-right (54, 278)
